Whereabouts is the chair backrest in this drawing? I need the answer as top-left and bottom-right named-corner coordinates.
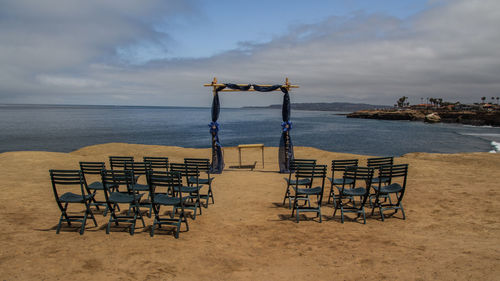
top-left (143, 157), bottom-right (169, 172)
top-left (100, 169), bottom-right (135, 194)
top-left (146, 170), bottom-right (183, 202)
top-left (109, 156), bottom-right (134, 170)
top-left (379, 164), bottom-right (408, 195)
top-left (343, 166), bottom-right (374, 187)
top-left (79, 162), bottom-right (105, 175)
top-left (50, 170), bottom-right (87, 203)
top-left (290, 158), bottom-right (316, 171)
top-left (184, 158), bottom-right (210, 173)
top-left (294, 164), bottom-right (327, 203)
top-left (124, 161), bottom-right (152, 176)
top-left (331, 159), bottom-right (358, 179)
top-left (170, 163), bottom-right (200, 184)
top-left (367, 157), bottom-right (394, 169)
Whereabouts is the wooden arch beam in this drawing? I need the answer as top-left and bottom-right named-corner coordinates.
top-left (204, 77), bottom-right (299, 95)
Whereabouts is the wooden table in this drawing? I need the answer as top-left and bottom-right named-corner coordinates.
top-left (237, 144), bottom-right (264, 168)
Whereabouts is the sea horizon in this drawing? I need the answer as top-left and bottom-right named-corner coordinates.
top-left (1, 103), bottom-right (500, 155)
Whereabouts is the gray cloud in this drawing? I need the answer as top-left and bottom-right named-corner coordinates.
top-left (1, 0), bottom-right (499, 107)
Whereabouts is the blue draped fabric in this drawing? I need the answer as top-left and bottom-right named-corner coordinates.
top-left (278, 87), bottom-right (294, 173)
top-left (210, 87), bottom-right (225, 174)
top-left (252, 84), bottom-right (282, 92)
top-left (226, 83), bottom-right (251, 91)
top-left (209, 83), bottom-right (294, 173)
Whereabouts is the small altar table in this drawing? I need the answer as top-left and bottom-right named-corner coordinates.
top-left (237, 144), bottom-right (264, 168)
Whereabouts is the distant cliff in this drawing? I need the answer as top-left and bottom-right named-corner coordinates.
top-left (245, 102), bottom-right (391, 112)
top-left (347, 109), bottom-right (500, 126)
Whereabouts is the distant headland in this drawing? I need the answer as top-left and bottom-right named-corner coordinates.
top-left (245, 97), bottom-right (500, 127)
top-left (346, 96), bottom-right (500, 126)
top-left (243, 102), bottom-right (391, 112)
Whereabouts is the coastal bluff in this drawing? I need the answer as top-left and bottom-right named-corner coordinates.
top-left (347, 109), bottom-right (500, 126)
top-left (1, 143), bottom-right (499, 280)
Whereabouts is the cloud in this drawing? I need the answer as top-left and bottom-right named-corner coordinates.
top-left (1, 0), bottom-right (499, 106)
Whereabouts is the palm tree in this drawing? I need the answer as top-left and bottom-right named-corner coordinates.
top-left (481, 96), bottom-right (486, 103)
top-left (496, 97), bottom-right (499, 105)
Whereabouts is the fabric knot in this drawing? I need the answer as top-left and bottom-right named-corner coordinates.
top-left (209, 121), bottom-right (220, 133)
top-left (281, 121), bottom-right (293, 132)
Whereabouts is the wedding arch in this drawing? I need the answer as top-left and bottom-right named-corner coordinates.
top-left (204, 77), bottom-right (299, 174)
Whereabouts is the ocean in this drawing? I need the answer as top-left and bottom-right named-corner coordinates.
top-left (1, 104), bottom-right (500, 156)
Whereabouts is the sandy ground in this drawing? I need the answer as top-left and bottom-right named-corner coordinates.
top-left (1, 143), bottom-right (499, 280)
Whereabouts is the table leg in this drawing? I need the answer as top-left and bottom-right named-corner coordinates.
top-left (262, 147), bottom-right (265, 168)
top-left (239, 147), bottom-right (242, 167)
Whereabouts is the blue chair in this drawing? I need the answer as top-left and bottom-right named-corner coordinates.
top-left (49, 170), bottom-right (97, 235)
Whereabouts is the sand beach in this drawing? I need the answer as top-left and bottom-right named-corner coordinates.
top-left (1, 143), bottom-right (500, 280)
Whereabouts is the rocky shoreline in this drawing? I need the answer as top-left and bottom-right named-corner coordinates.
top-left (347, 109), bottom-right (500, 126)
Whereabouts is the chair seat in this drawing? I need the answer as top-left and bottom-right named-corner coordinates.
top-left (342, 187), bottom-right (367, 196)
top-left (328, 177), bottom-right (354, 185)
top-left (285, 178), bottom-right (312, 185)
top-left (173, 185), bottom-right (202, 193)
top-left (373, 183), bottom-right (402, 194)
top-left (188, 177), bottom-right (214, 185)
top-left (153, 194), bottom-right (187, 206)
top-left (60, 192), bottom-right (94, 203)
top-left (132, 183), bottom-right (149, 192)
top-left (87, 181), bottom-right (105, 190)
top-left (295, 186), bottom-right (322, 195)
top-left (109, 192), bottom-right (143, 203)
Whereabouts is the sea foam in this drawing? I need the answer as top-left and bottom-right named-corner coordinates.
top-left (490, 141), bottom-right (500, 153)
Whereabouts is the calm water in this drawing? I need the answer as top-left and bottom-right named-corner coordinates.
top-left (1, 104), bottom-right (500, 156)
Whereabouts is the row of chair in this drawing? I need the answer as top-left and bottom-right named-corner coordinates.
top-left (283, 157), bottom-right (408, 224)
top-left (50, 156), bottom-right (214, 238)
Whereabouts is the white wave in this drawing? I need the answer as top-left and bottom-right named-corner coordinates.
top-left (490, 141), bottom-right (500, 153)
top-left (461, 133), bottom-right (500, 137)
top-left (463, 125), bottom-right (494, 128)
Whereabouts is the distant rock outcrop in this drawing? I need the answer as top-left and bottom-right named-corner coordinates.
top-left (425, 113), bottom-right (441, 123)
top-left (346, 110), bottom-right (425, 121)
top-left (347, 109), bottom-right (500, 126)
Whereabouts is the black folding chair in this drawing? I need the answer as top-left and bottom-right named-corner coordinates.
top-left (170, 163), bottom-right (203, 219)
top-left (147, 170), bottom-right (189, 238)
top-left (49, 170), bottom-right (98, 235)
top-left (291, 164), bottom-right (327, 223)
top-left (327, 159), bottom-right (358, 207)
top-left (100, 169), bottom-right (145, 235)
top-left (124, 161), bottom-right (153, 216)
top-left (184, 158), bottom-right (215, 208)
top-left (79, 162), bottom-right (111, 215)
top-left (282, 159), bottom-right (316, 208)
top-left (333, 166), bottom-right (374, 224)
top-left (371, 164), bottom-right (409, 221)
top-left (367, 156), bottom-right (393, 185)
top-left (144, 156), bottom-right (169, 172)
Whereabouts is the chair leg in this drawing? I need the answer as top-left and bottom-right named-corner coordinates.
top-left (340, 206), bottom-right (345, 223)
top-left (210, 185), bottom-right (215, 204)
top-left (400, 202), bottom-right (406, 220)
top-left (283, 185), bottom-right (291, 207)
top-left (327, 185), bottom-right (333, 204)
top-left (80, 210), bottom-right (88, 235)
top-left (56, 213), bottom-right (64, 234)
top-left (150, 219), bottom-right (156, 237)
top-left (291, 195), bottom-right (297, 217)
top-left (361, 206), bottom-right (366, 224)
top-left (181, 206), bottom-right (189, 231)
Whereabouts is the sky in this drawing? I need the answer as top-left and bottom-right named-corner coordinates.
top-left (1, 0), bottom-right (499, 107)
